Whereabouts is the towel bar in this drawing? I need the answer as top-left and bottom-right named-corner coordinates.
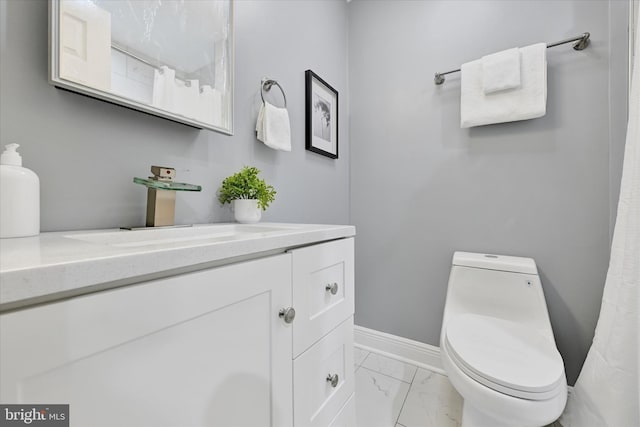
top-left (434, 32), bottom-right (590, 85)
top-left (261, 78), bottom-right (287, 108)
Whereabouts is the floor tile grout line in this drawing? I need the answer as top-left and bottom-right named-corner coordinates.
top-left (357, 350), bottom-right (371, 369)
top-left (393, 365), bottom-right (421, 427)
top-left (394, 370), bottom-right (415, 426)
top-left (408, 366), bottom-right (419, 384)
top-left (357, 365), bottom-right (417, 385)
top-left (359, 350), bottom-right (420, 384)
top-left (355, 344), bottom-right (468, 427)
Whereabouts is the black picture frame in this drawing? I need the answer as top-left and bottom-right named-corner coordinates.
top-left (305, 70), bottom-right (338, 159)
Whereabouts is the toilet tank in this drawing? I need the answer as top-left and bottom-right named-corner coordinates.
top-left (442, 252), bottom-right (554, 337)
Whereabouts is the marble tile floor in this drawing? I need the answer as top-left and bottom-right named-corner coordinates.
top-left (353, 346), bottom-right (563, 427)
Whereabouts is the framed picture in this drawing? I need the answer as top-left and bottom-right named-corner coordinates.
top-left (305, 70), bottom-right (338, 159)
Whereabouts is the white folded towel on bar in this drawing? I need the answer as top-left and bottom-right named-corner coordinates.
top-left (482, 47), bottom-right (521, 94)
top-left (256, 101), bottom-right (291, 151)
top-left (460, 43), bottom-right (547, 128)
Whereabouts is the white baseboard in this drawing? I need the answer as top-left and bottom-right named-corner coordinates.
top-left (354, 325), bottom-right (445, 375)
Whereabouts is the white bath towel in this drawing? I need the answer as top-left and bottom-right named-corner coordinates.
top-left (482, 47), bottom-right (521, 94)
top-left (461, 43), bottom-right (547, 128)
top-left (256, 101), bottom-right (291, 151)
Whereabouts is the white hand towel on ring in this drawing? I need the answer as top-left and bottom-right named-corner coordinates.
top-left (256, 101), bottom-right (291, 151)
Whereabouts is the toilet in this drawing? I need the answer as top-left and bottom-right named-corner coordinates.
top-left (440, 252), bottom-right (567, 427)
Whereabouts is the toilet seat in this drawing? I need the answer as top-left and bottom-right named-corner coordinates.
top-left (444, 314), bottom-right (565, 401)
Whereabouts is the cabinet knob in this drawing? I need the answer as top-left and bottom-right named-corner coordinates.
top-left (279, 307), bottom-right (296, 324)
top-left (325, 282), bottom-right (339, 295)
top-left (326, 373), bottom-right (339, 388)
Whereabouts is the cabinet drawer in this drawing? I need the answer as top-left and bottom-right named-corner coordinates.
top-left (290, 238), bottom-right (354, 357)
top-left (293, 317), bottom-right (354, 427)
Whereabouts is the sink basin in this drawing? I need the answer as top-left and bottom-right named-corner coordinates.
top-left (65, 224), bottom-right (297, 248)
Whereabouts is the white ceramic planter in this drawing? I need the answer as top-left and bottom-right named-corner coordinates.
top-left (232, 199), bottom-right (262, 224)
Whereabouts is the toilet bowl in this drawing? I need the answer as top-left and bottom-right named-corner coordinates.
top-left (440, 252), bottom-right (567, 427)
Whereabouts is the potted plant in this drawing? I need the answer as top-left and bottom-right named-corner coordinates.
top-left (218, 166), bottom-right (277, 223)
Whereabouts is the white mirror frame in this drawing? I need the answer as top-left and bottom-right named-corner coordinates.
top-left (48, 0), bottom-right (234, 135)
top-left (631, 0), bottom-right (638, 93)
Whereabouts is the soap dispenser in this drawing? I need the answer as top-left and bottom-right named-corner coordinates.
top-left (0, 144), bottom-right (40, 238)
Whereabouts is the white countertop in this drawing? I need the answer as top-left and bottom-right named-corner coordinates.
top-left (0, 223), bottom-right (355, 310)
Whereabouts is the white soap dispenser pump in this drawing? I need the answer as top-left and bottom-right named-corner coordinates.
top-left (0, 143), bottom-right (40, 238)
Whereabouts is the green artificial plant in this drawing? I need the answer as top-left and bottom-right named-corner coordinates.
top-left (218, 166), bottom-right (277, 211)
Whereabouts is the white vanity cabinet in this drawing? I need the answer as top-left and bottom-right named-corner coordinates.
top-left (0, 254), bottom-right (294, 427)
top-left (0, 232), bottom-right (356, 427)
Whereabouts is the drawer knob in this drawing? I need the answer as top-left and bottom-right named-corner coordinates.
top-left (278, 307), bottom-right (296, 324)
top-left (326, 373), bottom-right (339, 388)
top-left (325, 282), bottom-right (339, 295)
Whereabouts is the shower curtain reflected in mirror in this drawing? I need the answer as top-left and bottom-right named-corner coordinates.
top-left (561, 5), bottom-right (640, 426)
top-left (151, 66), bottom-right (223, 126)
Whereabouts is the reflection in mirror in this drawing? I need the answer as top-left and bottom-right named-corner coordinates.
top-left (51, 0), bottom-right (233, 134)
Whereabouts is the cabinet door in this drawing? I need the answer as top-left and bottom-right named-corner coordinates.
top-left (290, 238), bottom-right (354, 357)
top-left (0, 254), bottom-right (293, 427)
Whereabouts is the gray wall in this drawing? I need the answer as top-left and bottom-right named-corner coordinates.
top-left (349, 0), bottom-right (628, 385)
top-left (0, 0), bottom-right (350, 231)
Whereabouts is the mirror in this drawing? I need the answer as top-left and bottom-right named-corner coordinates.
top-left (49, 0), bottom-right (233, 134)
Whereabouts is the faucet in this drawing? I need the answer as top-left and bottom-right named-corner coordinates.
top-left (134, 166), bottom-right (202, 227)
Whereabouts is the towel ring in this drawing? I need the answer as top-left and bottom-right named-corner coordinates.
top-left (261, 78), bottom-right (287, 108)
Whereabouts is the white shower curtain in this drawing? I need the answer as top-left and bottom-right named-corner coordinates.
top-left (151, 66), bottom-right (201, 120)
top-left (561, 6), bottom-right (640, 427)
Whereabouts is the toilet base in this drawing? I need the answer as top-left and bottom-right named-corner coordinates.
top-left (441, 343), bottom-right (566, 427)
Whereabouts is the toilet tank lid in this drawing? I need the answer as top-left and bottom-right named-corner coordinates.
top-left (452, 252), bottom-right (538, 275)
